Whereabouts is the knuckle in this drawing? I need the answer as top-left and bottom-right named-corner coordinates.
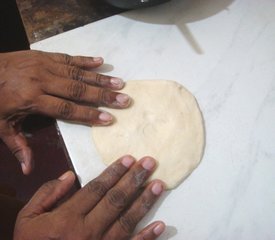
top-left (12, 147), bottom-right (22, 156)
top-left (97, 88), bottom-right (104, 105)
top-left (97, 89), bottom-right (111, 105)
top-left (64, 54), bottom-right (73, 65)
top-left (69, 67), bottom-right (85, 81)
top-left (140, 195), bottom-right (154, 212)
top-left (58, 101), bottom-right (75, 118)
top-left (99, 164), bottom-right (126, 187)
top-left (86, 109), bottom-right (98, 121)
top-left (95, 73), bottom-right (103, 84)
top-left (87, 180), bottom-right (107, 197)
top-left (94, 74), bottom-right (110, 86)
top-left (67, 81), bottom-right (87, 100)
top-left (133, 169), bottom-right (148, 188)
top-left (105, 164), bottom-right (124, 179)
top-left (106, 188), bottom-right (128, 209)
top-left (119, 214), bottom-right (137, 235)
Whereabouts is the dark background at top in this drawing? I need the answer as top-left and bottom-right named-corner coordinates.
top-left (0, 0), bottom-right (29, 52)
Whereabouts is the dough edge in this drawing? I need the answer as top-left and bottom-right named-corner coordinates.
top-left (92, 80), bottom-right (205, 189)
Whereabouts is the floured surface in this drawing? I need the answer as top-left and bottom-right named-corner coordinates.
top-left (92, 80), bottom-right (204, 189)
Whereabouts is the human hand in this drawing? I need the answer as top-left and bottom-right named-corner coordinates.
top-left (0, 50), bottom-right (130, 174)
top-left (14, 156), bottom-right (166, 240)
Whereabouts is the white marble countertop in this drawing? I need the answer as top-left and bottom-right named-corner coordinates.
top-left (31, 0), bottom-right (275, 239)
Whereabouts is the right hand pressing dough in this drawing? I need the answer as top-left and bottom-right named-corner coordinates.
top-left (92, 80), bottom-right (205, 189)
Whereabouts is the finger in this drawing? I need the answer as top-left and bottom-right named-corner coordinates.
top-left (131, 222), bottom-right (165, 240)
top-left (0, 121), bottom-right (33, 175)
top-left (63, 155), bottom-right (135, 214)
top-left (86, 157), bottom-right (157, 232)
top-left (49, 63), bottom-right (124, 90)
top-left (19, 171), bottom-right (75, 218)
top-left (35, 95), bottom-right (113, 125)
top-left (43, 77), bottom-right (131, 108)
top-left (103, 180), bottom-right (165, 240)
top-left (44, 52), bottom-right (104, 68)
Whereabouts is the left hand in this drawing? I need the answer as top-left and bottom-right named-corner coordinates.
top-left (14, 156), bottom-right (166, 240)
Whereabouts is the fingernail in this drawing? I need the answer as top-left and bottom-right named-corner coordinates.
top-left (116, 94), bottom-right (130, 106)
top-left (121, 155), bottom-right (135, 168)
top-left (99, 112), bottom-right (113, 122)
top-left (15, 151), bottom-right (28, 173)
top-left (142, 157), bottom-right (155, 170)
top-left (58, 171), bottom-right (72, 181)
top-left (20, 161), bottom-right (27, 173)
top-left (93, 57), bottom-right (103, 62)
top-left (151, 182), bottom-right (163, 195)
top-left (111, 78), bottom-right (124, 88)
top-left (153, 223), bottom-right (165, 236)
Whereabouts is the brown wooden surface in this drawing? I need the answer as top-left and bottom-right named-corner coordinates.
top-left (16, 0), bottom-right (123, 43)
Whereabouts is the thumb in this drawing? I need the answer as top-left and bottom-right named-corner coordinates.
top-left (21, 171), bottom-right (76, 218)
top-left (0, 121), bottom-right (33, 175)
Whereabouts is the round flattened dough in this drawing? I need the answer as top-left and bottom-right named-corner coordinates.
top-left (92, 80), bottom-right (205, 189)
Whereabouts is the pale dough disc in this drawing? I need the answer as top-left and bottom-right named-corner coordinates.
top-left (92, 80), bottom-right (205, 189)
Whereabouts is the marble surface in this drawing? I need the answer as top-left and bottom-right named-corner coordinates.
top-left (31, 0), bottom-right (275, 239)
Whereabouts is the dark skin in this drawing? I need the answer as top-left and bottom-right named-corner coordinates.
top-left (14, 156), bottom-right (166, 240)
top-left (0, 50), bottom-right (131, 175)
top-left (0, 50), bottom-right (166, 239)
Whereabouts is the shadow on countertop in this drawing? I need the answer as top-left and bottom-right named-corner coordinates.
top-left (122, 0), bottom-right (235, 54)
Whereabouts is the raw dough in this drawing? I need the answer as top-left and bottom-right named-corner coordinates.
top-left (92, 80), bottom-right (205, 189)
